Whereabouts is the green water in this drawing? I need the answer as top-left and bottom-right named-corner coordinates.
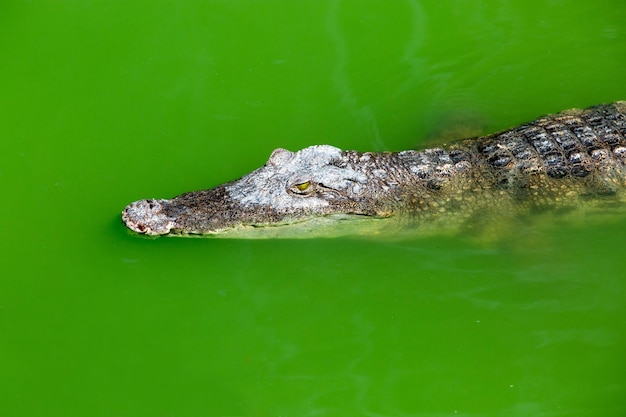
top-left (2, 1), bottom-right (626, 416)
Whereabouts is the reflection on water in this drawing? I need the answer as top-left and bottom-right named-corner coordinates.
top-left (210, 218), bottom-right (626, 416)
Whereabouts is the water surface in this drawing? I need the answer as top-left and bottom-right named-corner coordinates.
top-left (1, 1), bottom-right (626, 416)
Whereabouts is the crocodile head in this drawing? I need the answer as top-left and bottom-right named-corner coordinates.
top-left (122, 145), bottom-right (392, 238)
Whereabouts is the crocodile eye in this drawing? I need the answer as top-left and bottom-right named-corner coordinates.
top-left (295, 181), bottom-right (310, 191)
top-left (289, 181), bottom-right (314, 195)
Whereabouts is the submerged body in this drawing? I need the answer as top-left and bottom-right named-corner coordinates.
top-left (123, 102), bottom-right (626, 238)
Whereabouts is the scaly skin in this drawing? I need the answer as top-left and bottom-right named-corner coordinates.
top-left (122, 102), bottom-right (626, 238)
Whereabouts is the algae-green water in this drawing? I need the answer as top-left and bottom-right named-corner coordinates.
top-left (2, 1), bottom-right (626, 416)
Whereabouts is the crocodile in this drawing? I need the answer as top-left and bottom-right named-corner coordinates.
top-left (122, 101), bottom-right (626, 238)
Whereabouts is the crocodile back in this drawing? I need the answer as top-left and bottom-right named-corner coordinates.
top-left (471, 102), bottom-right (626, 198)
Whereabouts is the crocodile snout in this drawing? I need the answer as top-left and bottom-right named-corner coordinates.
top-left (122, 199), bottom-right (177, 235)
